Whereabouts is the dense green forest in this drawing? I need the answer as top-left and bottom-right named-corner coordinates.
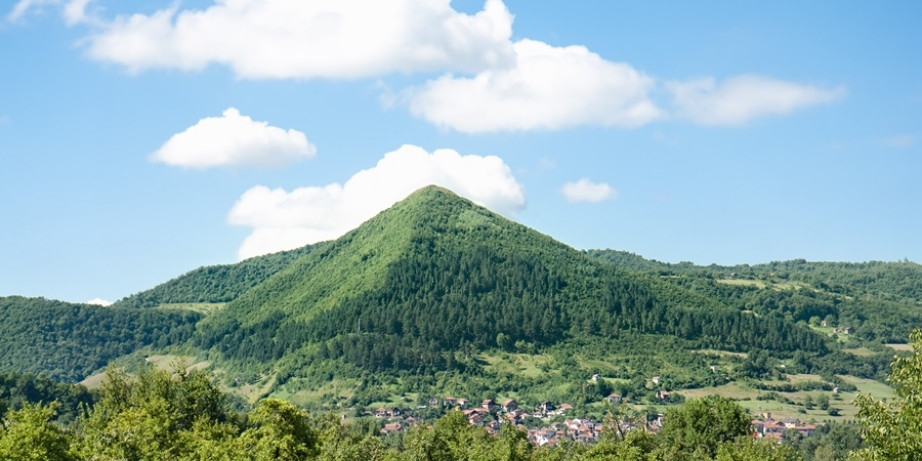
top-left (185, 187), bottom-right (828, 404)
top-left (113, 244), bottom-right (319, 309)
top-left (0, 371), bottom-right (94, 424)
top-left (0, 296), bottom-right (201, 381)
top-left (588, 250), bottom-right (922, 344)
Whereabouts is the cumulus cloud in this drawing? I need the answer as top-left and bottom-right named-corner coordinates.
top-left (151, 108), bottom-right (316, 169)
top-left (81, 0), bottom-right (514, 79)
top-left (407, 39), bottom-right (660, 133)
top-left (228, 144), bottom-right (525, 259)
top-left (86, 297), bottom-right (113, 306)
top-left (668, 75), bottom-right (844, 126)
top-left (561, 178), bottom-right (616, 203)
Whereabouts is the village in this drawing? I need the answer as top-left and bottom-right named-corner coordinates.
top-left (369, 393), bottom-right (823, 447)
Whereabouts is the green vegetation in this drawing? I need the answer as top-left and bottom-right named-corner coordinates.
top-left (189, 187), bottom-right (827, 406)
top-left (0, 296), bottom-right (201, 381)
top-left (0, 366), bottom-right (806, 460)
top-left (113, 244), bottom-right (319, 309)
top-left (851, 329), bottom-right (922, 459)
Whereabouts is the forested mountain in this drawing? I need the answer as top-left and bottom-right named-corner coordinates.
top-left (0, 296), bottom-right (200, 381)
top-left (188, 186), bottom-right (826, 397)
top-left (0, 185), bottom-right (916, 413)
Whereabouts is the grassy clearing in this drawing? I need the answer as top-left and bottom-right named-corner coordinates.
top-left (716, 279), bottom-right (766, 288)
top-left (692, 349), bottom-right (747, 358)
top-left (838, 375), bottom-right (897, 400)
top-left (156, 302), bottom-right (226, 315)
top-left (676, 382), bottom-right (757, 401)
top-left (843, 347), bottom-right (876, 357)
top-left (885, 343), bottom-right (912, 352)
top-left (785, 373), bottom-right (825, 384)
top-left (79, 372), bottom-right (108, 390)
top-left (478, 352), bottom-right (553, 378)
top-left (675, 373), bottom-right (895, 422)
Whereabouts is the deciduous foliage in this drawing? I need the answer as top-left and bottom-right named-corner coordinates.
top-left (656, 396), bottom-right (752, 459)
top-left (851, 329), bottom-right (922, 460)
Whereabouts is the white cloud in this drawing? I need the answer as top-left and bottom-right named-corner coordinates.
top-left (562, 179), bottom-right (616, 203)
top-left (668, 75), bottom-right (844, 126)
top-left (881, 134), bottom-right (915, 149)
top-left (407, 39), bottom-right (661, 133)
top-left (228, 144), bottom-right (525, 259)
top-left (151, 108), bottom-right (316, 169)
top-left (8, 0), bottom-right (53, 21)
top-left (7, 0), bottom-right (93, 23)
top-left (86, 297), bottom-right (112, 306)
top-left (63, 0), bottom-right (95, 25)
top-left (82, 0), bottom-right (515, 79)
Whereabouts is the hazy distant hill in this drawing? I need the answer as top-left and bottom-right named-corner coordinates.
top-left (588, 249), bottom-right (922, 344)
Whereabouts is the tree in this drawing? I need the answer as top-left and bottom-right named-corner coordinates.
top-left (235, 398), bottom-right (318, 461)
top-left (0, 403), bottom-right (76, 461)
top-left (715, 436), bottom-right (802, 461)
top-left (656, 396), bottom-right (752, 459)
top-left (850, 329), bottom-right (922, 460)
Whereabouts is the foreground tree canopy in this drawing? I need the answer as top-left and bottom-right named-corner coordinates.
top-left (0, 367), bottom-right (799, 460)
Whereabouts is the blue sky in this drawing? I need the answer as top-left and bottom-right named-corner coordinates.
top-left (1, 0), bottom-right (919, 304)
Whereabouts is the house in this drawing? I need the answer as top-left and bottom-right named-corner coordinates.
top-left (651, 376), bottom-right (662, 385)
top-left (841, 326), bottom-right (854, 335)
top-left (380, 422), bottom-right (403, 435)
top-left (482, 399), bottom-right (498, 412)
top-left (591, 374), bottom-right (600, 382)
top-left (428, 397), bottom-right (440, 406)
top-left (502, 399), bottom-right (518, 412)
top-left (444, 396), bottom-right (457, 407)
top-left (782, 418), bottom-right (802, 429)
top-left (374, 408), bottom-right (389, 418)
top-left (558, 403), bottom-right (573, 413)
top-left (606, 394), bottom-right (622, 404)
top-left (656, 390), bottom-right (671, 402)
top-left (538, 401), bottom-right (555, 413)
top-left (456, 398), bottom-right (469, 408)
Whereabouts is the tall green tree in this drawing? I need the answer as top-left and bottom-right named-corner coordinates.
top-left (655, 396), bottom-right (752, 459)
top-left (850, 329), bottom-right (922, 460)
top-left (0, 402), bottom-right (76, 461)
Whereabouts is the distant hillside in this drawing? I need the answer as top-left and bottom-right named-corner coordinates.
top-left (0, 296), bottom-right (201, 381)
top-left (588, 250), bottom-right (922, 343)
top-left (113, 244), bottom-right (320, 309)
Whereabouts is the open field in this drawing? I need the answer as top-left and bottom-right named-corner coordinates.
top-left (478, 352), bottom-right (554, 378)
top-left (156, 302), bottom-right (226, 315)
top-left (675, 372), bottom-right (895, 422)
top-left (885, 343), bottom-right (913, 352)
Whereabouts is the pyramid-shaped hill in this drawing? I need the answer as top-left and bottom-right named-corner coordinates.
top-left (195, 186), bottom-right (827, 372)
